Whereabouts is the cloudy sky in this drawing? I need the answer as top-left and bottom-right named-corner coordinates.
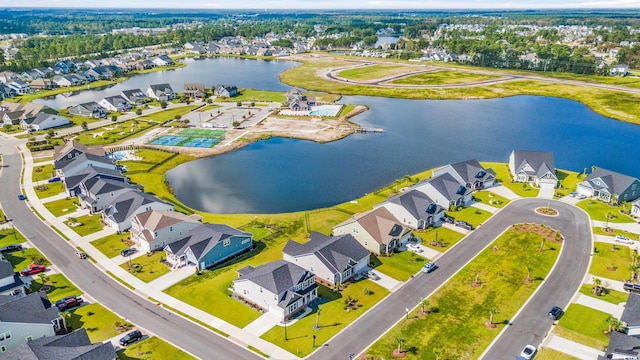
top-left (1, 0), bottom-right (638, 9)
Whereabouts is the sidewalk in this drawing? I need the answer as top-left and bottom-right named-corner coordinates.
top-left (545, 334), bottom-right (604, 360)
top-left (470, 201), bottom-right (498, 214)
top-left (592, 220), bottom-right (640, 234)
top-left (584, 273), bottom-right (628, 292)
top-left (487, 184), bottom-right (521, 201)
top-left (574, 293), bottom-right (625, 318)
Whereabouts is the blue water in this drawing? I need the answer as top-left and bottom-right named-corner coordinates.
top-left (166, 94), bottom-right (640, 214)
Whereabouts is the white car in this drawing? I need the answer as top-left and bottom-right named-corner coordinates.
top-left (406, 243), bottom-right (424, 253)
top-left (575, 194), bottom-right (587, 200)
top-left (520, 344), bottom-right (536, 360)
top-left (615, 235), bottom-right (634, 244)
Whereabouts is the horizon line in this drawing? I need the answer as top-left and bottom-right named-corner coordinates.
top-left (3, 6), bottom-right (640, 10)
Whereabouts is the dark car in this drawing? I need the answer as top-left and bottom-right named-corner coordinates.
top-left (119, 330), bottom-right (143, 346)
top-left (548, 306), bottom-right (564, 320)
top-left (454, 220), bottom-right (473, 230)
top-left (624, 283), bottom-right (640, 294)
top-left (56, 296), bottom-right (83, 311)
top-left (47, 177), bottom-right (61, 183)
top-left (17, 194), bottom-right (26, 200)
top-left (20, 264), bottom-right (46, 276)
top-left (120, 248), bottom-right (135, 257)
top-left (442, 216), bottom-right (454, 224)
top-left (0, 244), bottom-right (23, 254)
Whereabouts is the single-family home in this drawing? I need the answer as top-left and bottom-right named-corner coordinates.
top-left (610, 63), bottom-right (630, 76)
top-left (632, 199), bottom-right (640, 218)
top-left (84, 66), bottom-right (113, 81)
top-left (151, 55), bottom-right (173, 67)
top-left (99, 95), bottom-right (131, 112)
top-left (33, 67), bottom-right (53, 78)
top-left (577, 167), bottom-right (640, 204)
top-left (0, 259), bottom-right (26, 297)
top-left (509, 150), bottom-right (558, 187)
top-left (134, 59), bottom-right (155, 71)
top-left (54, 140), bottom-right (105, 164)
top-left (146, 83), bottom-right (176, 101)
top-left (6, 80), bottom-right (30, 95)
top-left (68, 102), bottom-right (107, 118)
top-left (164, 224), bottom-right (253, 270)
top-left (285, 88), bottom-right (315, 110)
top-left (183, 83), bottom-right (206, 99)
top-left (79, 177), bottom-right (143, 214)
top-left (130, 210), bottom-right (202, 252)
top-left (213, 85), bottom-right (238, 98)
top-left (256, 48), bottom-right (273, 57)
top-left (3, 328), bottom-right (117, 360)
top-left (433, 159), bottom-right (496, 190)
top-left (333, 207), bottom-right (412, 255)
top-left (53, 60), bottom-right (76, 74)
top-left (29, 78), bottom-right (55, 91)
top-left (0, 84), bottom-right (17, 99)
top-left (232, 260), bottom-right (318, 319)
top-left (283, 232), bottom-right (370, 286)
top-left (102, 190), bottom-right (174, 233)
top-left (0, 292), bottom-right (64, 353)
top-left (597, 293), bottom-right (640, 360)
top-left (57, 153), bottom-right (117, 178)
top-left (413, 172), bottom-right (474, 209)
top-left (0, 71), bottom-right (19, 84)
top-left (374, 189), bottom-right (445, 229)
top-left (20, 113), bottom-right (71, 131)
top-left (120, 89), bottom-right (147, 105)
top-left (62, 167), bottom-right (126, 197)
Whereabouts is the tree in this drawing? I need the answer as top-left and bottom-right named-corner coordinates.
top-left (232, 121), bottom-right (240, 128)
top-left (174, 115), bottom-right (181, 121)
top-left (420, 297), bottom-right (430, 314)
top-left (250, 102), bottom-right (255, 107)
top-left (160, 100), bottom-right (167, 109)
top-left (111, 114), bottom-right (117, 122)
top-left (60, 311), bottom-right (72, 333)
top-left (433, 348), bottom-right (443, 360)
top-left (607, 315), bottom-right (622, 333)
top-left (396, 337), bottom-right (405, 354)
top-left (631, 264), bottom-right (639, 282)
top-left (489, 307), bottom-right (499, 325)
top-left (393, 179), bottom-right (402, 193)
top-left (237, 101), bottom-right (242, 107)
top-left (403, 174), bottom-right (412, 186)
top-left (81, 121), bottom-right (89, 131)
top-left (135, 109), bottom-right (142, 115)
top-left (593, 277), bottom-right (603, 295)
top-left (526, 265), bottom-right (533, 282)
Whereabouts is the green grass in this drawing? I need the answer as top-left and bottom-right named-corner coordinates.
top-left (472, 191), bottom-right (510, 208)
top-left (365, 226), bottom-right (561, 359)
top-left (127, 153), bottom-right (195, 205)
top-left (579, 284), bottom-right (629, 305)
top-left (536, 348), bottom-right (579, 360)
top-left (117, 336), bottom-right (196, 360)
top-left (4, 248), bottom-right (50, 271)
top-left (373, 250), bottom-right (428, 281)
top-left (68, 303), bottom-right (123, 343)
top-left (198, 104), bottom-right (221, 112)
top-left (59, 109), bottom-right (103, 126)
top-left (121, 251), bottom-right (170, 283)
top-left (91, 233), bottom-right (132, 258)
top-left (414, 227), bottom-right (466, 251)
top-left (220, 88), bottom-right (286, 103)
top-left (33, 181), bottom-right (65, 199)
top-left (576, 200), bottom-right (635, 223)
top-left (307, 209), bottom-right (351, 235)
top-left (338, 64), bottom-right (408, 81)
top-left (445, 206), bottom-right (492, 228)
top-left (132, 148), bottom-right (176, 163)
top-left (392, 70), bottom-right (501, 85)
top-left (589, 242), bottom-right (635, 281)
top-left (137, 105), bottom-right (200, 122)
top-left (261, 280), bottom-right (389, 357)
top-left (29, 273), bottom-right (82, 302)
top-left (75, 120), bottom-right (158, 146)
top-left (592, 226), bottom-right (639, 239)
top-left (241, 225), bottom-right (275, 241)
top-left (33, 156), bottom-right (54, 163)
top-left (43, 197), bottom-right (79, 217)
top-left (32, 164), bottom-right (56, 182)
top-left (0, 228), bottom-right (27, 247)
top-left (482, 162), bottom-right (539, 197)
top-left (10, 79), bottom-right (121, 103)
top-left (119, 161), bottom-right (155, 172)
top-left (553, 304), bottom-right (610, 350)
top-left (555, 169), bottom-right (583, 197)
top-left (65, 214), bottom-right (104, 236)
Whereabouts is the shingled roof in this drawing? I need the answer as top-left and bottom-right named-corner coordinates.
top-left (236, 260), bottom-right (313, 296)
top-left (3, 328), bottom-right (116, 360)
top-left (581, 167), bottom-right (640, 197)
top-left (337, 207), bottom-right (407, 246)
top-left (283, 232), bottom-right (369, 274)
top-left (0, 292), bottom-right (59, 325)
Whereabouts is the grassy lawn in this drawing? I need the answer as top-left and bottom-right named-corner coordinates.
top-left (592, 226), bottom-right (639, 239)
top-left (219, 88), bottom-right (286, 103)
top-left (261, 280), bottom-right (389, 357)
top-left (392, 70), bottom-right (501, 85)
top-left (119, 161), bottom-right (155, 173)
top-left (59, 109), bottom-right (103, 126)
top-left (0, 228), bottom-right (27, 247)
top-left (117, 336), bottom-right (196, 360)
top-left (43, 197), bottom-right (79, 217)
top-left (555, 169), bottom-right (583, 197)
top-left (482, 162), bottom-right (539, 197)
top-left (32, 163), bottom-right (56, 182)
top-left (33, 156), bottom-right (54, 163)
top-left (33, 182), bottom-right (65, 199)
top-left (365, 226), bottom-right (561, 359)
top-left (553, 304), bottom-right (610, 350)
top-left (536, 348), bottom-right (579, 360)
top-left (372, 250), bottom-right (428, 281)
top-left (307, 209), bottom-right (351, 235)
top-left (65, 214), bottom-right (104, 236)
top-left (137, 106), bottom-right (200, 122)
top-left (241, 225), bottom-right (275, 241)
top-left (589, 242), bottom-right (635, 281)
top-left (4, 248), bottom-right (50, 271)
top-left (472, 191), bottom-right (510, 208)
top-left (121, 251), bottom-right (170, 283)
top-left (576, 200), bottom-right (635, 223)
top-left (91, 233), bottom-right (132, 258)
top-left (68, 303), bottom-right (123, 343)
top-left (338, 64), bottom-right (409, 81)
top-left (127, 153), bottom-right (195, 207)
top-left (445, 206), bottom-right (493, 228)
top-left (76, 120), bottom-right (158, 146)
top-left (414, 227), bottom-right (466, 251)
top-left (579, 284), bottom-right (629, 305)
top-left (29, 273), bottom-right (82, 302)
top-left (198, 104), bottom-right (221, 112)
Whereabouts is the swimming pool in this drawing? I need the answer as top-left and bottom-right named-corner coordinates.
top-left (309, 105), bottom-right (343, 117)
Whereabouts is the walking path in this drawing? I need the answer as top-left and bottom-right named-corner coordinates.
top-left (487, 184), bottom-right (520, 200)
top-left (545, 334), bottom-right (605, 360)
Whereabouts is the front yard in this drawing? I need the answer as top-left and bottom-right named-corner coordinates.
top-left (68, 303), bottom-right (125, 343)
top-left (32, 163), bottom-right (56, 182)
top-left (0, 228), bottom-right (27, 247)
top-left (472, 191), bottom-right (510, 208)
top-left (4, 247), bottom-right (50, 272)
top-left (576, 199), bottom-right (635, 223)
top-left (592, 226), bottom-right (639, 239)
top-left (29, 273), bottom-right (82, 303)
top-left (33, 181), bottom-right (65, 199)
top-left (117, 336), bottom-right (196, 360)
top-left (578, 284), bottom-right (628, 305)
top-left (553, 304), bottom-right (610, 350)
top-left (445, 206), bottom-right (492, 228)
top-left (414, 227), bottom-right (466, 251)
top-left (43, 197), bottom-right (80, 217)
top-left (65, 214), bottom-right (104, 236)
top-left (589, 242), bottom-right (635, 281)
top-left (91, 233), bottom-right (134, 258)
top-left (121, 251), bottom-right (170, 283)
top-left (482, 162), bottom-right (540, 197)
top-left (372, 250), bottom-right (428, 281)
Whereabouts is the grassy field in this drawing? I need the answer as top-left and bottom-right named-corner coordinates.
top-left (261, 280), bottom-right (389, 357)
top-left (365, 226), bottom-right (561, 359)
top-left (536, 348), bottom-right (579, 360)
top-left (306, 209), bottom-right (351, 235)
top-left (65, 214), bottom-right (104, 236)
top-left (472, 191), bottom-right (510, 208)
top-left (32, 163), bottom-right (56, 182)
top-left (445, 206), bottom-right (493, 227)
top-left (578, 284), bottom-right (628, 305)
top-left (589, 242), bottom-right (635, 281)
top-left (483, 162), bottom-right (539, 198)
top-left (576, 200), bottom-right (635, 223)
top-left (5, 248), bottom-right (50, 271)
top-left (75, 120), bottom-right (158, 146)
top-left (0, 228), bottom-right (27, 247)
top-left (121, 251), bottom-right (170, 283)
top-left (43, 197), bottom-right (79, 217)
top-left (372, 250), bottom-right (428, 281)
top-left (68, 303), bottom-right (123, 342)
top-left (338, 64), bottom-right (409, 81)
top-left (91, 233), bottom-right (132, 258)
top-left (33, 181), bottom-right (65, 199)
top-left (553, 304), bottom-right (610, 350)
top-left (414, 227), bottom-right (466, 251)
top-left (117, 336), bottom-right (196, 360)
top-left (392, 70), bottom-right (501, 85)
top-left (29, 273), bottom-right (82, 303)
top-left (137, 105), bottom-right (200, 122)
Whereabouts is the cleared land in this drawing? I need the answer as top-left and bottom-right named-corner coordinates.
top-left (391, 70), bottom-right (501, 85)
top-left (338, 64), bottom-right (411, 81)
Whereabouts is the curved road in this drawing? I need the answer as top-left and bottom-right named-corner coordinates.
top-left (0, 137), bottom-right (261, 360)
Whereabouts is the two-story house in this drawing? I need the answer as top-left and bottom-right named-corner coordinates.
top-left (509, 150), bottom-right (558, 187)
top-left (413, 172), bottom-right (474, 209)
top-left (56, 153), bottom-right (117, 178)
top-left (0, 260), bottom-right (26, 297)
top-left (79, 177), bottom-right (143, 214)
top-left (577, 167), bottom-right (640, 204)
top-left (63, 167), bottom-right (126, 198)
top-left (130, 210), bottom-right (202, 252)
top-left (102, 191), bottom-right (174, 233)
top-left (432, 159), bottom-right (496, 190)
top-left (4, 328), bottom-right (116, 360)
top-left (146, 84), bottom-right (175, 101)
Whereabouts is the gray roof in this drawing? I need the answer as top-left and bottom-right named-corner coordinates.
top-left (447, 159), bottom-right (496, 184)
top-left (283, 232), bottom-right (369, 274)
top-left (72, 102), bottom-right (104, 113)
top-left (0, 292), bottom-right (59, 325)
top-left (3, 328), bottom-right (116, 360)
top-left (58, 153), bottom-right (114, 173)
top-left (236, 260), bottom-right (313, 296)
top-left (81, 177), bottom-right (141, 197)
top-left (165, 223), bottom-right (250, 261)
top-left (0, 274), bottom-right (24, 294)
top-left (121, 89), bottom-right (145, 102)
top-left (387, 189), bottom-right (444, 220)
top-left (148, 83), bottom-right (174, 96)
top-left (103, 190), bottom-right (169, 223)
top-left (600, 330), bottom-right (640, 358)
top-left (622, 292), bottom-right (640, 326)
top-left (511, 150), bottom-right (556, 179)
top-left (423, 172), bottom-right (472, 201)
top-left (26, 113), bottom-right (69, 126)
top-left (101, 95), bottom-right (128, 107)
top-left (0, 259), bottom-right (15, 279)
top-left (582, 167), bottom-right (639, 196)
top-left (63, 167), bottom-right (125, 193)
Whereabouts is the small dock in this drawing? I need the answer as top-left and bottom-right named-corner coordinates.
top-left (355, 127), bottom-right (384, 133)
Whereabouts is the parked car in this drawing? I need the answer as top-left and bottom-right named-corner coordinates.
top-left (454, 220), bottom-right (473, 230)
top-left (0, 244), bottom-right (23, 254)
top-left (548, 306), bottom-right (564, 320)
top-left (120, 248), bottom-right (135, 257)
top-left (575, 194), bottom-right (587, 200)
top-left (422, 261), bottom-right (436, 273)
top-left (366, 271), bottom-right (380, 280)
top-left (624, 283), bottom-right (640, 294)
top-left (615, 235), bottom-right (634, 244)
top-left (47, 177), bottom-right (61, 183)
top-left (75, 251), bottom-right (87, 259)
top-left (20, 264), bottom-right (46, 276)
top-left (442, 216), bottom-right (454, 224)
top-left (519, 344), bottom-right (537, 360)
top-left (17, 194), bottom-right (26, 200)
top-left (568, 192), bottom-right (578, 197)
top-left (406, 243), bottom-right (424, 253)
top-left (56, 296), bottom-right (83, 311)
top-left (119, 330), bottom-right (143, 346)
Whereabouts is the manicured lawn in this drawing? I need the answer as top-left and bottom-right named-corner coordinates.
top-left (414, 227), bottom-right (466, 251)
top-left (4, 248), bottom-right (50, 272)
top-left (43, 197), bottom-right (80, 217)
top-left (133, 148), bottom-right (176, 163)
top-left (223, 88), bottom-right (286, 103)
top-left (445, 206), bottom-right (493, 228)
top-left (579, 284), bottom-right (629, 305)
top-left (137, 105), bottom-right (199, 122)
top-left (29, 273), bottom-right (82, 303)
top-left (76, 120), bottom-right (158, 146)
top-left (119, 161), bottom-right (155, 172)
top-left (32, 163), bottom-right (56, 182)
top-left (339, 64), bottom-right (408, 81)
top-left (482, 162), bottom-right (539, 197)
top-left (127, 153), bottom-right (195, 207)
top-left (373, 250), bottom-right (428, 281)
top-left (589, 242), bottom-right (635, 281)
top-left (198, 104), bottom-right (221, 112)
top-left (472, 190), bottom-right (510, 208)
top-left (592, 226), bottom-right (639, 239)
top-left (241, 225), bottom-right (275, 241)
top-left (117, 336), bottom-right (196, 360)
top-left (91, 233), bottom-right (133, 258)
top-left (553, 304), bottom-right (610, 350)
top-left (555, 169), bottom-right (583, 197)
top-left (0, 228), bottom-right (27, 247)
top-left (65, 214), bottom-right (104, 236)
top-left (365, 226), bottom-right (561, 359)
top-left (536, 348), bottom-right (579, 360)
top-left (261, 280), bottom-right (389, 357)
top-left (307, 209), bottom-right (351, 235)
top-left (68, 303), bottom-right (123, 342)
top-left (392, 70), bottom-right (500, 85)
top-left (121, 251), bottom-right (170, 283)
top-left (33, 181), bottom-right (65, 199)
top-left (576, 200), bottom-right (635, 223)
top-left (33, 156), bottom-right (54, 163)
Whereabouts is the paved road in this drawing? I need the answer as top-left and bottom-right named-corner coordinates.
top-left (0, 137), bottom-right (261, 360)
top-left (308, 199), bottom-right (591, 360)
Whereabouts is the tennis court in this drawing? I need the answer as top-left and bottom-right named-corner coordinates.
top-left (177, 129), bottom-right (226, 138)
top-left (149, 136), bottom-right (188, 146)
top-left (181, 137), bottom-right (220, 148)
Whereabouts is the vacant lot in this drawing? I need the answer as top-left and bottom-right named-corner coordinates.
top-left (338, 64), bottom-right (411, 81)
top-left (392, 70), bottom-right (501, 85)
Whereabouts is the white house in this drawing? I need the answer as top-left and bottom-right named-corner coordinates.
top-left (0, 260), bottom-right (26, 297)
top-left (20, 113), bottom-right (71, 131)
top-left (78, 177), bottom-right (143, 214)
top-left (374, 189), bottom-right (445, 229)
top-left (130, 210), bottom-right (202, 252)
top-left (98, 95), bottom-right (131, 112)
top-left (102, 190), bottom-right (174, 233)
top-left (632, 199), bottom-right (640, 218)
top-left (146, 83), bottom-right (176, 101)
top-left (509, 150), bottom-right (558, 187)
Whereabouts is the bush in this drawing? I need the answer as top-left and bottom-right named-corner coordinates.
top-left (135, 109), bottom-right (142, 115)
top-left (111, 115), bottom-right (117, 122)
top-left (160, 101), bottom-right (167, 109)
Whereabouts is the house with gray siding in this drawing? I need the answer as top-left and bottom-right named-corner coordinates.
top-left (98, 95), bottom-right (130, 112)
top-left (413, 172), bottom-right (474, 209)
top-left (102, 190), bottom-right (173, 233)
top-left (597, 293), bottom-right (640, 360)
top-left (121, 89), bottom-right (147, 105)
top-left (374, 189), bottom-right (445, 229)
top-left (20, 113), bottom-right (71, 131)
top-left (213, 85), bottom-right (238, 98)
top-left (509, 150), bottom-right (558, 187)
top-left (3, 328), bottom-right (116, 360)
top-left (0, 260), bottom-right (26, 297)
top-left (56, 153), bottom-right (117, 178)
top-left (146, 83), bottom-right (175, 101)
top-left (432, 159), bottom-right (496, 190)
top-left (79, 177), bottom-right (143, 214)
top-left (131, 210), bottom-right (202, 252)
top-left (54, 140), bottom-right (105, 164)
top-left (62, 167), bottom-right (125, 198)
top-left (68, 102), bottom-right (106, 118)
top-left (577, 167), bottom-right (640, 204)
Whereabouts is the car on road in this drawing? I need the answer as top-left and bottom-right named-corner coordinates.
top-left (519, 344), bottom-right (537, 359)
top-left (615, 235), bottom-right (634, 244)
top-left (548, 306), bottom-right (564, 320)
top-left (119, 330), bottom-right (143, 346)
top-left (0, 244), bottom-right (23, 254)
top-left (406, 243), bottom-right (424, 253)
top-left (17, 194), bottom-right (26, 200)
top-left (75, 251), bottom-right (87, 259)
top-left (120, 248), bottom-right (135, 257)
top-left (56, 296), bottom-right (83, 311)
top-left (422, 261), bottom-right (436, 273)
top-left (20, 264), bottom-right (46, 276)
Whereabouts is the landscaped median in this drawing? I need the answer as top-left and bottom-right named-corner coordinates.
top-left (364, 223), bottom-right (562, 359)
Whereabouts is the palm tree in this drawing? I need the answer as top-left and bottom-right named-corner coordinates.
top-left (433, 348), bottom-right (443, 360)
top-left (489, 307), bottom-right (499, 325)
top-left (396, 337), bottom-right (405, 354)
top-left (420, 297), bottom-right (430, 314)
top-left (631, 264), bottom-right (639, 282)
top-left (60, 311), bottom-right (72, 333)
top-left (539, 238), bottom-right (546, 252)
top-left (393, 179), bottom-right (402, 193)
top-left (403, 174), bottom-right (412, 186)
top-left (526, 265), bottom-right (533, 282)
top-left (593, 277), bottom-right (603, 294)
top-left (607, 315), bottom-right (622, 333)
